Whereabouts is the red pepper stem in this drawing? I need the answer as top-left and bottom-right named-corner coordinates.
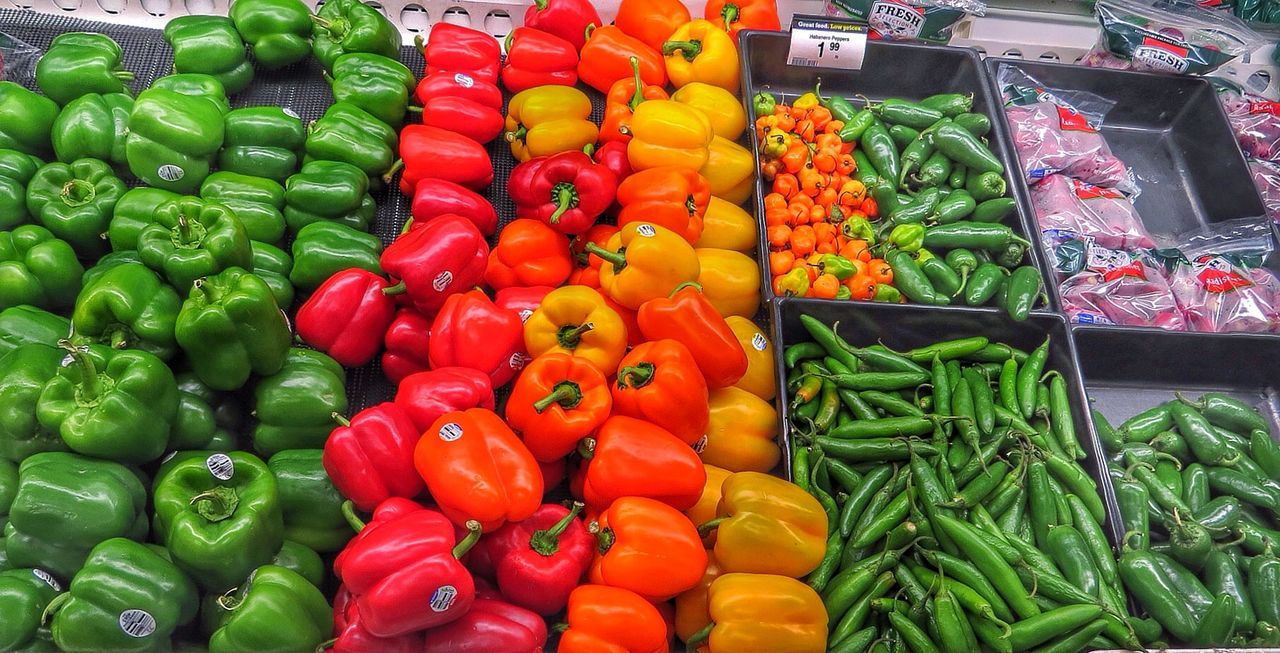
top-left (40, 592), bottom-right (70, 627)
top-left (314, 639), bottom-right (337, 653)
top-left (686, 623), bottom-right (715, 652)
top-left (382, 281), bottom-right (406, 296)
top-left (381, 158), bottom-right (404, 186)
top-left (696, 516), bottom-right (728, 538)
top-left (58, 339), bottom-right (102, 399)
top-left (529, 501), bottom-right (584, 557)
top-left (627, 56), bottom-right (645, 110)
top-left (342, 500), bottom-right (367, 533)
top-left (662, 39), bottom-right (703, 62)
top-left (584, 243), bottom-right (626, 270)
top-left (556, 322), bottom-right (594, 349)
top-left (453, 520), bottom-right (483, 558)
top-left (617, 362), bottom-right (656, 389)
top-left (720, 3), bottom-right (741, 30)
top-left (668, 281), bottom-right (703, 298)
top-left (534, 380), bottom-right (583, 413)
top-left (331, 412), bottom-right (351, 427)
top-left (548, 183), bottom-right (579, 224)
top-left (533, 0), bottom-right (548, 9)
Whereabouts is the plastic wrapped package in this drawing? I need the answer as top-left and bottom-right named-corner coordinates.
top-left (823, 0), bottom-right (986, 43)
top-left (1248, 158), bottom-right (1280, 223)
top-left (1084, 0), bottom-right (1262, 75)
top-left (1044, 231), bottom-right (1187, 329)
top-left (1159, 218), bottom-right (1280, 333)
top-left (1032, 174), bottom-right (1156, 250)
top-left (1217, 83), bottom-right (1280, 161)
top-left (0, 32), bottom-right (40, 82)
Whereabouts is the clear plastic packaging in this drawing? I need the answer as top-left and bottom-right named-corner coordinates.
top-left (823, 0), bottom-right (986, 43)
top-left (1158, 218), bottom-right (1280, 333)
top-left (1042, 230), bottom-right (1187, 329)
top-left (1084, 0), bottom-right (1263, 76)
top-left (1216, 81), bottom-right (1280, 162)
top-left (1031, 174), bottom-right (1156, 250)
top-left (1247, 158), bottom-right (1280, 223)
top-left (0, 32), bottom-right (40, 83)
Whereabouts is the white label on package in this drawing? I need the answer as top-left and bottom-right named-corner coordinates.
top-left (787, 15), bottom-right (868, 70)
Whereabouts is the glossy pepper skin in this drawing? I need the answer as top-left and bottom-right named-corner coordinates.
top-left (252, 348), bottom-right (348, 455)
top-left (312, 0), bottom-right (403, 71)
top-left (290, 221), bottom-right (383, 290)
top-left (164, 16), bottom-right (254, 94)
top-left (637, 282), bottom-right (747, 388)
top-left (693, 573), bottom-right (827, 653)
top-left (415, 408), bottom-right (543, 532)
top-left (415, 70), bottom-right (501, 115)
top-left (177, 267), bottom-right (290, 391)
top-left (331, 584), bottom-right (424, 653)
top-left (0, 82), bottom-right (58, 158)
top-left (524, 0), bottom-right (601, 50)
top-left (706, 0), bottom-right (781, 40)
top-left (70, 262), bottom-right (180, 360)
top-left (0, 306), bottom-right (68, 360)
top-left (381, 214), bottom-right (489, 315)
top-left (305, 102), bottom-right (398, 179)
top-left (394, 367), bottom-right (495, 433)
top-left (590, 495), bottom-right (708, 601)
top-left (246, 241), bottom-right (293, 309)
top-left (601, 57), bottom-right (670, 145)
top-left (506, 352), bottom-right (612, 462)
top-left (0, 345), bottom-right (67, 463)
top-left (662, 20), bottom-right (740, 91)
top-left (706, 472), bottom-right (828, 578)
top-left (524, 285), bottom-right (628, 375)
top-left (702, 388), bottom-right (780, 471)
top-left (504, 87), bottom-right (599, 163)
top-left (429, 289), bottom-right (527, 387)
top-left (325, 403), bottom-right (425, 512)
top-left (411, 178), bottom-right (498, 236)
top-left (25, 157), bottom-right (126, 258)
top-left (204, 565), bottom-right (332, 653)
top-left (0, 149), bottom-right (43, 228)
top-left (419, 23), bottom-right (501, 83)
top-left (417, 94), bottom-right (505, 146)
top-left (284, 159), bottom-right (374, 233)
top-left (268, 449), bottom-right (350, 552)
top-left (327, 53), bottom-right (417, 129)
top-left (579, 26), bottom-right (667, 94)
top-left (687, 465), bottom-right (733, 530)
top-left (137, 195), bottom-right (252, 294)
top-left (695, 248), bottom-right (761, 318)
top-left (218, 106), bottom-right (306, 183)
top-left (200, 171), bottom-right (287, 244)
top-left (673, 83), bottom-right (748, 141)
top-left (589, 221), bottom-right (702, 310)
top-left (503, 27), bottom-right (579, 93)
top-left (583, 415), bottom-right (706, 513)
top-left (51, 92), bottom-right (132, 167)
top-left (559, 584), bottom-right (668, 653)
top-left (127, 84), bottom-right (226, 190)
top-left (627, 99), bottom-right (714, 171)
top-left (0, 225), bottom-right (82, 311)
top-left (150, 72), bottom-right (231, 114)
top-left (109, 189), bottom-right (181, 249)
top-left (701, 136), bottom-right (755, 204)
top-left (485, 218), bottom-right (574, 290)
top-left (511, 151), bottom-right (617, 236)
top-left (381, 308), bottom-right (432, 384)
top-left (35, 33), bottom-right (133, 106)
top-left (392, 124), bottom-right (494, 195)
top-left (479, 502), bottom-right (594, 615)
top-left (0, 566), bottom-right (62, 651)
top-left (617, 166), bottom-right (710, 244)
top-left (230, 0), bottom-right (313, 69)
top-left (296, 268), bottom-right (398, 367)
top-left (422, 596), bottom-right (548, 652)
top-left (726, 315), bottom-right (777, 397)
top-left (616, 0), bottom-right (691, 50)
top-left (613, 340), bottom-right (710, 445)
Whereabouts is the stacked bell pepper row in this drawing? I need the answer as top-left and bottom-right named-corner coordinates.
top-left (1101, 395), bottom-right (1280, 647)
top-left (785, 315), bottom-right (1151, 653)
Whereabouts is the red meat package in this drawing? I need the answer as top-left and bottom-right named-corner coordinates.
top-left (1032, 174), bottom-right (1155, 250)
top-left (1218, 84), bottom-right (1280, 162)
top-left (1003, 101), bottom-right (1132, 188)
top-left (1047, 232), bottom-right (1186, 329)
top-left (1248, 158), bottom-right (1280, 224)
top-left (1158, 219), bottom-right (1280, 333)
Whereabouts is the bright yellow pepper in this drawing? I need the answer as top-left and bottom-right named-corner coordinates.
top-left (662, 19), bottom-right (740, 92)
top-left (701, 387), bottom-right (778, 473)
top-left (703, 472), bottom-right (827, 578)
top-left (689, 573), bottom-right (827, 653)
top-left (695, 248), bottom-right (759, 318)
top-left (675, 550), bottom-right (723, 646)
top-left (725, 316), bottom-right (775, 401)
top-left (504, 86), bottom-right (599, 162)
top-left (627, 99), bottom-right (713, 172)
top-left (589, 221), bottom-right (701, 310)
top-left (793, 91), bottom-right (821, 111)
top-left (699, 136), bottom-right (754, 204)
top-left (686, 463), bottom-right (733, 528)
top-left (695, 197), bottom-right (756, 253)
top-left (523, 286), bottom-right (628, 374)
top-left (671, 82), bottom-right (746, 141)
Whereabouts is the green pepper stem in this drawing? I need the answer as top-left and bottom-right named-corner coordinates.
top-left (504, 31), bottom-right (515, 54)
top-left (60, 178), bottom-right (95, 208)
top-left (59, 339), bottom-right (103, 399)
top-left (382, 159), bottom-right (404, 186)
top-left (548, 183), bottom-right (579, 224)
top-left (583, 243), bottom-right (626, 270)
top-left (583, 23), bottom-right (596, 43)
top-left (453, 520), bottom-right (482, 558)
top-left (616, 362), bottom-right (656, 390)
top-left (413, 33), bottom-right (426, 55)
top-left (40, 592), bottom-right (70, 626)
top-left (577, 437), bottom-right (596, 460)
top-left (686, 623), bottom-right (714, 652)
top-left (720, 3), bottom-right (741, 30)
top-left (662, 39), bottom-right (703, 62)
top-left (533, 0), bottom-right (548, 9)
top-left (696, 516), bottom-right (727, 538)
top-left (556, 322), bottom-right (594, 349)
top-left (534, 381), bottom-right (583, 413)
top-left (332, 412), bottom-right (351, 427)
top-left (382, 281), bottom-right (406, 296)
top-left (176, 214), bottom-right (194, 244)
top-left (505, 126), bottom-right (528, 143)
top-left (342, 500), bottom-right (366, 532)
top-left (529, 501), bottom-right (584, 557)
top-left (189, 486), bottom-right (240, 523)
top-left (115, 71), bottom-right (134, 81)
top-left (627, 56), bottom-right (646, 111)
top-left (668, 281), bottom-right (702, 298)
top-left (589, 522), bottom-right (615, 554)
top-left (315, 638), bottom-right (337, 653)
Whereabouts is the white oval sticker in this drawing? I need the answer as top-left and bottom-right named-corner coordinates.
top-left (453, 73), bottom-right (474, 88)
top-left (751, 333), bottom-right (768, 351)
top-left (119, 609), bottom-right (156, 638)
top-left (206, 453), bottom-right (234, 481)
top-left (157, 165), bottom-right (184, 182)
top-left (692, 435), bottom-right (709, 454)
top-left (32, 569), bottom-right (60, 591)
top-left (636, 224), bottom-right (656, 237)
top-left (508, 352), bottom-right (530, 371)
top-left (429, 585), bottom-right (458, 612)
top-left (281, 107), bottom-right (301, 120)
top-left (518, 309), bottom-right (533, 323)
top-left (432, 271), bottom-right (453, 292)
top-left (438, 422), bottom-right (463, 442)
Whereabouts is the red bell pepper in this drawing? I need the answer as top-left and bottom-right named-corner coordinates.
top-left (580, 415), bottom-right (706, 513)
top-left (612, 339), bottom-right (710, 445)
top-left (391, 125), bottom-right (494, 196)
top-left (324, 402), bottom-right (425, 512)
top-left (588, 496), bottom-right (708, 602)
top-left (494, 285), bottom-right (553, 325)
top-left (501, 27), bottom-right (578, 93)
top-left (418, 95), bottom-right (505, 145)
top-left (334, 498), bottom-right (483, 637)
top-left (329, 585), bottom-right (423, 653)
top-left (381, 308), bottom-right (432, 384)
top-left (421, 597), bottom-right (547, 653)
top-left (482, 502), bottom-right (594, 615)
top-left (706, 0), bottom-right (782, 41)
top-left (428, 289), bottom-right (527, 387)
top-left (505, 352), bottom-right (612, 462)
top-left (540, 457), bottom-right (566, 490)
top-left (411, 178), bottom-right (498, 237)
top-left (296, 268), bottom-right (399, 367)
top-left (394, 366), bottom-right (495, 432)
top-left (381, 214), bottom-right (488, 315)
top-left (591, 141), bottom-right (633, 186)
top-left (414, 408), bottom-right (544, 532)
top-left (415, 72), bottom-right (502, 111)
top-left (417, 23), bottom-right (501, 83)
top-left (558, 585), bottom-right (669, 653)
top-left (578, 25), bottom-right (666, 94)
top-left (604, 293), bottom-right (645, 348)
top-left (637, 282), bottom-right (748, 388)
top-left (484, 218), bottom-right (573, 290)
top-left (523, 0), bottom-right (601, 50)
top-left (509, 150), bottom-right (616, 236)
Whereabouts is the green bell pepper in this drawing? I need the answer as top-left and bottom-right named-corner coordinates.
top-left (0, 82), bottom-right (59, 157)
top-left (0, 149), bottom-right (43, 230)
top-left (176, 266), bottom-right (290, 392)
top-left (5, 451), bottom-right (148, 580)
top-left (0, 567), bottom-right (61, 652)
top-left (0, 306), bottom-right (69, 360)
top-left (137, 196), bottom-right (253, 294)
top-left (44, 538), bottom-right (197, 653)
top-left (81, 250), bottom-right (143, 288)
top-left (71, 262), bottom-right (180, 360)
top-left (252, 348), bottom-right (347, 457)
top-left (231, 0), bottom-right (314, 69)
top-left (0, 458), bottom-right (14, 531)
top-left (267, 449), bottom-right (350, 552)
top-left (34, 33), bottom-right (133, 106)
top-left (36, 342), bottom-right (178, 464)
top-left (271, 540), bottom-right (324, 587)
top-left (206, 428), bottom-right (241, 453)
top-left (200, 171), bottom-right (287, 245)
top-left (283, 159), bottom-right (374, 234)
top-left (0, 344), bottom-right (67, 463)
top-left (176, 371), bottom-right (246, 436)
top-left (164, 16), bottom-right (254, 94)
top-left (289, 221), bottom-right (382, 291)
top-left (218, 107), bottom-right (306, 183)
top-left (126, 87), bottom-right (225, 193)
top-left (25, 157), bottom-right (126, 258)
top-left (150, 73), bottom-right (231, 115)
top-left (153, 451), bottom-right (283, 592)
top-left (250, 241), bottom-right (295, 309)
top-left (106, 187), bottom-right (181, 251)
top-left (311, 0), bottom-right (403, 71)
top-left (326, 53), bottom-right (416, 128)
top-left (50, 93), bottom-right (133, 168)
top-left (303, 102), bottom-right (397, 179)
top-left (205, 565), bottom-right (331, 653)
top-left (0, 225), bottom-right (82, 311)
top-left (170, 383), bottom-right (218, 451)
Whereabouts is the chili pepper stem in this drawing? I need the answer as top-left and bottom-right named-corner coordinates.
top-left (381, 159), bottom-right (404, 185)
top-left (189, 486), bottom-right (240, 522)
top-left (59, 339), bottom-right (104, 399)
top-left (534, 381), bottom-right (584, 413)
top-left (697, 516), bottom-right (728, 538)
top-left (548, 183), bottom-right (579, 224)
top-left (452, 521), bottom-right (482, 558)
top-left (40, 592), bottom-right (71, 626)
top-left (662, 39), bottom-right (703, 62)
top-left (341, 500), bottom-right (366, 532)
top-left (584, 243), bottom-right (627, 270)
top-left (616, 362), bottom-right (656, 389)
top-left (529, 501), bottom-right (584, 556)
top-left (627, 56), bottom-right (645, 110)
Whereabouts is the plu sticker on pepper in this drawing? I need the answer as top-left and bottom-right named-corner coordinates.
top-left (823, 0), bottom-right (986, 43)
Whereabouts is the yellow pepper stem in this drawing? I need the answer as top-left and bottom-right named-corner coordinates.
top-left (556, 322), bottom-right (595, 349)
top-left (696, 517), bottom-right (727, 538)
top-left (685, 623), bottom-right (714, 652)
top-left (662, 39), bottom-right (703, 63)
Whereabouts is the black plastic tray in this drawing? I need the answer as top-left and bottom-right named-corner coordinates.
top-left (738, 30), bottom-right (1060, 314)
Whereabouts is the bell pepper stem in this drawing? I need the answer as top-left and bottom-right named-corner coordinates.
top-left (616, 362), bottom-right (656, 390)
top-left (504, 30), bottom-right (515, 54)
top-left (686, 623), bottom-right (714, 652)
top-left (720, 3), bottom-right (741, 30)
top-left (332, 412), bottom-right (351, 427)
top-left (627, 56), bottom-right (646, 111)
top-left (669, 281), bottom-right (702, 298)
top-left (505, 126), bottom-right (528, 143)
top-left (548, 183), bottom-right (579, 224)
top-left (584, 243), bottom-right (626, 270)
top-left (533, 0), bottom-right (548, 9)
top-left (551, 623), bottom-right (569, 634)
top-left (529, 501), bottom-right (584, 556)
top-left (40, 592), bottom-right (70, 626)
top-left (189, 486), bottom-right (240, 523)
top-left (556, 322), bottom-right (594, 349)
top-left (662, 39), bottom-right (703, 62)
top-left (60, 178), bottom-right (96, 208)
top-left (315, 639), bottom-right (337, 653)
top-left (413, 33), bottom-right (426, 55)
top-left (696, 516), bottom-right (728, 538)
top-left (176, 214), bottom-right (194, 244)
top-left (342, 500), bottom-right (366, 532)
top-left (534, 381), bottom-right (584, 413)
top-left (382, 158), bottom-right (404, 186)
top-left (453, 520), bottom-right (482, 558)
top-left (577, 437), bottom-right (596, 460)
top-left (58, 339), bottom-right (103, 399)
top-left (588, 521), bottom-right (615, 554)
top-left (583, 23), bottom-right (596, 43)
top-left (382, 281), bottom-right (406, 296)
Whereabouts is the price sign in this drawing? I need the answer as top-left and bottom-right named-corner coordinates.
top-left (787, 15), bottom-right (868, 70)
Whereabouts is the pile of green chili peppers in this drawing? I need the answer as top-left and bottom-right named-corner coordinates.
top-left (1102, 394), bottom-right (1280, 647)
top-left (786, 313), bottom-right (1148, 653)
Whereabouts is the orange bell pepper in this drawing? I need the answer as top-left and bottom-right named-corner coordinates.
top-left (617, 166), bottom-right (711, 245)
top-left (581, 415), bottom-right (706, 513)
top-left (578, 25), bottom-right (666, 94)
top-left (600, 57), bottom-right (670, 144)
top-left (701, 387), bottom-right (779, 473)
top-left (636, 282), bottom-right (747, 389)
top-left (626, 99), bottom-right (714, 172)
top-left (524, 285), bottom-right (628, 374)
top-left (687, 574), bottom-right (827, 653)
top-left (615, 0), bottom-right (691, 52)
top-left (587, 222), bottom-right (701, 310)
top-left (589, 495), bottom-right (708, 601)
top-left (484, 217), bottom-right (574, 290)
top-left (725, 316), bottom-right (776, 401)
top-left (696, 197), bottom-right (756, 253)
top-left (695, 248), bottom-right (761, 318)
top-left (706, 0), bottom-right (780, 40)
top-left (675, 549), bottom-right (723, 644)
top-left (700, 472), bottom-right (827, 577)
top-left (413, 407), bottom-right (543, 532)
top-left (558, 584), bottom-right (669, 653)
top-left (686, 465), bottom-right (733, 529)
top-left (612, 339), bottom-right (709, 446)
top-left (505, 352), bottom-right (613, 463)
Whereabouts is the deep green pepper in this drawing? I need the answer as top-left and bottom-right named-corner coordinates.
top-left (0, 149), bottom-right (43, 229)
top-left (952, 112), bottom-right (991, 137)
top-left (272, 539), bottom-right (325, 587)
top-left (0, 344), bottom-right (67, 462)
top-left (933, 190), bottom-right (975, 224)
top-left (230, 0), bottom-right (314, 69)
top-left (107, 187), bottom-right (182, 251)
top-left (303, 102), bottom-right (397, 179)
top-left (327, 53), bottom-right (417, 128)
top-left (888, 125), bottom-right (920, 149)
top-left (1250, 553), bottom-right (1280, 629)
top-left (311, 0), bottom-right (403, 71)
top-left (177, 371), bottom-right (247, 436)
top-left (176, 266), bottom-right (291, 391)
top-left (250, 241), bottom-right (295, 309)
top-left (283, 160), bottom-right (375, 233)
top-left (0, 567), bottom-right (61, 651)
top-left (972, 197), bottom-right (1017, 223)
top-left (137, 196), bottom-right (253, 294)
top-left (887, 187), bottom-right (940, 225)
top-left (126, 87), bottom-right (226, 193)
top-left (25, 157), bottom-right (126, 258)
top-left (965, 169), bottom-right (1007, 202)
top-left (50, 93), bottom-right (132, 167)
top-left (34, 33), bottom-right (133, 106)
top-left (268, 449), bottom-right (350, 552)
top-left (78, 251), bottom-right (147, 294)
top-left (873, 283), bottom-right (901, 303)
top-left (860, 119), bottom-right (900, 185)
top-left (153, 450), bottom-right (284, 591)
top-left (0, 305), bottom-right (68, 365)
top-left (897, 134), bottom-right (934, 188)
top-left (817, 82), bottom-right (858, 123)
top-left (71, 262), bottom-right (181, 360)
top-left (752, 91), bottom-right (776, 117)
top-left (886, 249), bottom-right (946, 305)
top-left (252, 348), bottom-right (348, 457)
top-left (150, 73), bottom-right (231, 115)
top-left (204, 565), bottom-right (332, 653)
top-left (1004, 265), bottom-right (1042, 321)
top-left (920, 93), bottom-right (973, 118)
top-left (200, 171), bottom-right (287, 245)
top-left (4, 451), bottom-right (147, 580)
top-left (913, 151), bottom-right (952, 189)
top-left (875, 99), bottom-right (944, 130)
top-left (923, 221), bottom-right (1030, 253)
top-left (850, 150), bottom-right (879, 187)
top-left (944, 248), bottom-right (977, 289)
top-left (0, 82), bottom-right (59, 157)
top-left (0, 225), bottom-right (82, 311)
top-left (170, 382), bottom-right (218, 451)
top-left (995, 241), bottom-right (1028, 269)
top-left (919, 249), bottom-right (963, 298)
top-left (289, 221), bottom-right (383, 291)
top-left (218, 106), bottom-right (306, 183)
top-left (164, 16), bottom-right (254, 94)
top-left (887, 223), bottom-right (925, 252)
top-left (932, 123), bottom-right (1003, 174)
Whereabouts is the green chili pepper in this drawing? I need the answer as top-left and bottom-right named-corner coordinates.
top-left (959, 262), bottom-right (1003, 307)
top-left (935, 514), bottom-right (1039, 619)
top-left (1251, 428), bottom-right (1280, 480)
top-left (791, 446), bottom-right (811, 492)
top-left (1046, 524), bottom-right (1102, 598)
top-left (1205, 465), bottom-right (1280, 511)
top-left (933, 189), bottom-right (975, 225)
top-left (860, 119), bottom-right (900, 183)
top-left (898, 136), bottom-right (935, 189)
top-left (924, 221), bottom-right (1029, 253)
top-left (848, 344), bottom-right (928, 375)
top-left (948, 163), bottom-right (967, 189)
top-left (932, 123), bottom-right (1003, 174)
top-left (920, 93), bottom-right (973, 117)
top-left (886, 250), bottom-right (946, 305)
top-left (838, 464), bottom-right (892, 540)
top-left (1001, 265), bottom-right (1042, 322)
top-left (1119, 550), bottom-right (1198, 641)
top-left (913, 151), bottom-right (952, 189)
top-left (1183, 392), bottom-right (1270, 434)
top-left (961, 367), bottom-right (994, 435)
top-left (875, 100), bottom-right (945, 130)
top-left (784, 342), bottom-right (826, 369)
top-left (814, 381), bottom-right (841, 433)
top-left (952, 112), bottom-right (992, 137)
top-left (1192, 495), bottom-right (1242, 531)
top-left (1118, 403), bottom-right (1175, 442)
top-left (860, 391), bottom-right (924, 417)
top-left (889, 187), bottom-right (941, 226)
top-left (839, 109), bottom-right (877, 143)
top-left (829, 571), bottom-right (896, 644)
top-left (965, 169), bottom-right (1007, 202)
top-left (889, 124), bottom-right (921, 148)
top-left (972, 197), bottom-right (1017, 223)
top-left (1203, 549), bottom-right (1256, 633)
top-left (1016, 338), bottom-right (1050, 420)
top-left (815, 437), bottom-right (938, 462)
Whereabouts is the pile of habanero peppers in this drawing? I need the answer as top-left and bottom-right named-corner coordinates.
top-left (785, 314), bottom-right (1148, 653)
top-left (1100, 395), bottom-right (1280, 647)
top-left (757, 87), bottom-right (1046, 320)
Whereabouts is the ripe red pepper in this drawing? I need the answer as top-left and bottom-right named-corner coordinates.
top-left (505, 352), bottom-right (612, 462)
top-left (418, 95), bottom-right (505, 145)
top-left (637, 282), bottom-right (748, 388)
top-left (523, 0), bottom-right (601, 50)
top-left (411, 178), bottom-right (498, 237)
top-left (394, 366), bottom-right (495, 432)
top-left (578, 25), bottom-right (666, 94)
top-left (330, 585), bottom-right (423, 653)
top-left (428, 289), bottom-right (527, 387)
top-left (415, 72), bottom-right (502, 111)
top-left (324, 402), bottom-right (426, 512)
top-left (391, 125), bottom-right (494, 195)
top-left (580, 415), bottom-right (706, 513)
top-left (706, 0), bottom-right (782, 41)
top-left (494, 285), bottom-right (553, 325)
top-left (481, 502), bottom-right (594, 615)
top-left (421, 597), bottom-right (547, 653)
top-left (592, 141), bottom-right (633, 185)
top-left (381, 308), bottom-right (432, 384)
top-left (296, 268), bottom-right (400, 367)
top-left (539, 457), bottom-right (566, 490)
top-left (484, 218), bottom-right (574, 290)
top-left (334, 498), bottom-right (483, 637)
top-left (509, 150), bottom-right (616, 236)
top-left (381, 214), bottom-right (488, 315)
top-left (417, 23), bottom-right (501, 83)
top-left (612, 339), bottom-right (710, 445)
top-left (501, 27), bottom-right (579, 93)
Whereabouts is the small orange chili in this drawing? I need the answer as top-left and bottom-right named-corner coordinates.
top-left (793, 119), bottom-right (816, 142)
top-left (769, 250), bottom-right (794, 275)
top-left (824, 120), bottom-right (844, 135)
top-left (807, 204), bottom-right (825, 224)
top-left (808, 106), bottom-right (832, 131)
top-left (867, 258), bottom-right (894, 285)
top-left (760, 160), bottom-right (780, 181)
top-left (836, 154), bottom-right (857, 177)
top-left (811, 274), bottom-right (839, 299)
top-left (812, 150), bottom-right (837, 174)
top-left (840, 239), bottom-right (870, 263)
top-left (775, 113), bottom-right (795, 132)
top-left (789, 225), bottom-right (815, 256)
top-left (815, 241), bottom-right (837, 255)
top-left (763, 193), bottom-right (786, 211)
top-left (813, 222), bottom-right (836, 244)
top-left (773, 173), bottom-right (799, 199)
top-left (781, 144), bottom-right (808, 174)
top-left (850, 259), bottom-right (868, 278)
top-left (816, 186), bottom-right (837, 209)
top-left (815, 133), bottom-right (841, 151)
top-left (860, 197), bottom-right (878, 218)
top-left (846, 275), bottom-right (876, 301)
top-left (766, 224), bottom-right (791, 249)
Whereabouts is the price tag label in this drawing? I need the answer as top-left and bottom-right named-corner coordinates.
top-left (787, 15), bottom-right (868, 70)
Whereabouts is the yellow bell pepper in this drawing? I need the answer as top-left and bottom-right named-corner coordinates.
top-left (688, 574), bottom-right (827, 653)
top-left (627, 99), bottom-right (713, 172)
top-left (671, 82), bottom-right (746, 141)
top-left (662, 19), bottom-right (740, 92)
top-left (687, 463), bottom-right (733, 528)
top-left (504, 86), bottom-right (599, 162)
top-left (695, 197), bottom-right (756, 253)
top-left (675, 550), bottom-right (723, 645)
top-left (701, 387), bottom-right (778, 473)
top-left (699, 136), bottom-right (755, 204)
top-left (725, 316), bottom-right (775, 401)
top-left (588, 221), bottom-right (701, 310)
top-left (524, 286), bottom-right (628, 374)
top-left (695, 248), bottom-right (759, 318)
top-left (702, 471), bottom-right (827, 578)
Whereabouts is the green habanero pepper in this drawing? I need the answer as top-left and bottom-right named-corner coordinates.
top-left (752, 91), bottom-right (776, 117)
top-left (841, 214), bottom-right (877, 244)
top-left (888, 223), bottom-right (925, 253)
top-left (932, 123), bottom-right (1003, 175)
top-left (289, 221), bottom-right (383, 291)
top-left (0, 225), bottom-right (83, 311)
top-left (886, 249), bottom-right (946, 305)
top-left (204, 565), bottom-right (332, 653)
top-left (311, 0), bottom-right (403, 72)
top-left (71, 262), bottom-right (181, 360)
top-left (860, 119), bottom-right (900, 184)
top-left (965, 169), bottom-right (1007, 202)
top-left (775, 266), bottom-right (810, 297)
top-left (137, 196), bottom-right (253, 294)
top-left (267, 449), bottom-right (351, 552)
top-left (0, 344), bottom-right (68, 462)
top-left (0, 82), bottom-right (59, 158)
top-left (0, 306), bottom-right (68, 360)
top-left (230, 0), bottom-right (314, 69)
top-left (819, 253), bottom-right (857, 281)
top-left (326, 53), bottom-right (417, 129)
top-left (176, 267), bottom-right (291, 392)
top-left (126, 87), bottom-right (226, 193)
top-left (0, 566), bottom-right (61, 651)
top-left (252, 348), bottom-right (348, 457)
top-left (218, 106), bottom-right (307, 183)
top-left (923, 221), bottom-right (1030, 253)
top-left (873, 283), bottom-right (901, 303)
top-left (200, 171), bottom-right (288, 245)
top-left (0, 149), bottom-right (43, 229)
top-left (283, 159), bottom-right (375, 233)
top-left (25, 157), bottom-right (126, 258)
top-left (34, 33), bottom-right (133, 106)
top-left (250, 241), bottom-right (295, 309)
top-left (1004, 265), bottom-right (1042, 321)
top-left (51, 93), bottom-right (133, 168)
top-left (164, 16), bottom-right (254, 94)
